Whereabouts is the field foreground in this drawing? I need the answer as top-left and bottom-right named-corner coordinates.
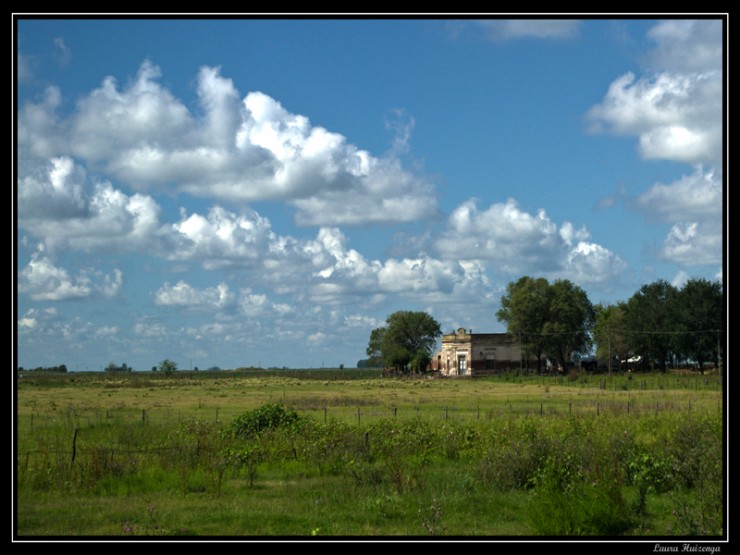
top-left (15, 369), bottom-right (726, 539)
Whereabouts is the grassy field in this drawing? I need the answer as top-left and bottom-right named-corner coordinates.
top-left (14, 369), bottom-right (726, 539)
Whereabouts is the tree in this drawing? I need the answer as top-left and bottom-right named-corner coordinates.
top-left (496, 276), bottom-right (552, 373)
top-left (674, 278), bottom-right (723, 374)
top-left (367, 311), bottom-right (441, 374)
top-left (158, 359), bottom-right (178, 375)
top-left (623, 280), bottom-right (679, 372)
top-left (593, 303), bottom-right (629, 373)
top-left (542, 279), bottom-right (595, 371)
top-left (497, 276), bottom-right (594, 374)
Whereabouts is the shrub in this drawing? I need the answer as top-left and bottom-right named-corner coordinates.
top-left (230, 403), bottom-right (304, 439)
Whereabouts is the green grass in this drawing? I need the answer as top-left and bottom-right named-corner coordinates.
top-left (15, 369), bottom-right (725, 539)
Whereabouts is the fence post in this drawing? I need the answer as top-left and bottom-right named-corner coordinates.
top-left (71, 426), bottom-right (78, 468)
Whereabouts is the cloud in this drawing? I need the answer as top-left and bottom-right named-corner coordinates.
top-left (171, 206), bottom-right (276, 269)
top-left (670, 270), bottom-right (691, 289)
top-left (478, 19), bottom-right (581, 41)
top-left (18, 61), bottom-right (437, 226)
top-left (436, 198), bottom-right (561, 273)
top-left (587, 20), bottom-right (722, 166)
top-left (632, 166), bottom-right (722, 223)
top-left (659, 222), bottom-right (722, 266)
top-left (19, 156), bottom-right (88, 220)
top-left (53, 37), bottom-right (71, 67)
top-left (19, 245), bottom-right (122, 301)
top-left (587, 20), bottom-right (724, 273)
top-left (643, 20), bottom-right (723, 73)
top-left (18, 157), bottom-right (167, 254)
top-left (154, 281), bottom-right (234, 309)
top-left (435, 198), bottom-right (626, 286)
top-left (18, 86), bottom-right (67, 158)
top-left (632, 166), bottom-right (722, 266)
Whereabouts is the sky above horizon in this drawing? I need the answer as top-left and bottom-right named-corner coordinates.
top-left (15, 16), bottom-right (725, 371)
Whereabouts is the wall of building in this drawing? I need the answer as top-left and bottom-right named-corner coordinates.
top-left (431, 329), bottom-right (532, 376)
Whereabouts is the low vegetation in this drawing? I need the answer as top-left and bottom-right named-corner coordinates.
top-left (15, 369), bottom-right (725, 538)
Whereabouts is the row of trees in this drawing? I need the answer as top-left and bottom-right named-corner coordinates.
top-left (365, 276), bottom-right (724, 376)
top-left (591, 278), bottom-right (724, 373)
top-left (17, 364), bottom-right (68, 373)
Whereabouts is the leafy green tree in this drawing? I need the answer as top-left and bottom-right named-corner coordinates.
top-left (497, 277), bottom-right (594, 374)
top-left (367, 311), bottom-right (441, 374)
top-left (593, 303), bottom-right (629, 372)
top-left (542, 279), bottom-right (595, 371)
top-left (674, 278), bottom-right (723, 373)
top-left (409, 350), bottom-right (432, 374)
top-left (623, 280), bottom-right (679, 372)
top-left (366, 327), bottom-right (386, 364)
top-left (496, 276), bottom-right (551, 373)
top-left (158, 359), bottom-right (178, 375)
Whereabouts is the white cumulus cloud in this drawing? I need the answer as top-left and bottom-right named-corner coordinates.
top-left (435, 198), bottom-right (626, 288)
top-left (587, 20), bottom-right (722, 166)
top-left (19, 245), bottom-right (122, 301)
top-left (154, 281), bottom-right (234, 309)
top-left (18, 61), bottom-right (437, 226)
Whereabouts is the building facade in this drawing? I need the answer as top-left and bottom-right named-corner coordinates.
top-left (431, 328), bottom-right (533, 377)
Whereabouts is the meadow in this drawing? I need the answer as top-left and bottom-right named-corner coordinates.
top-left (14, 369), bottom-right (725, 539)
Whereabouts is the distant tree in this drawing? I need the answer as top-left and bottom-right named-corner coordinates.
top-left (623, 280), bottom-right (679, 372)
top-left (152, 366), bottom-right (157, 372)
top-left (674, 278), bottom-right (724, 374)
top-left (158, 359), bottom-right (178, 375)
top-left (367, 311), bottom-right (441, 374)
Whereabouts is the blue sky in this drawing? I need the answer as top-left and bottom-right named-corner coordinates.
top-left (15, 16), bottom-right (725, 371)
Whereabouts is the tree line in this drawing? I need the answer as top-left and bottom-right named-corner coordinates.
top-left (363, 276), bottom-right (724, 376)
top-left (17, 364), bottom-right (68, 373)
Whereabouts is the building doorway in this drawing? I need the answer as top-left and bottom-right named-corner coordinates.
top-left (457, 355), bottom-right (467, 375)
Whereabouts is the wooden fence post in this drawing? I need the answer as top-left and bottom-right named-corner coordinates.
top-left (71, 426), bottom-right (78, 468)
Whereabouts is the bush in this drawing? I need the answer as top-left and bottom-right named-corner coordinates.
top-left (230, 403), bottom-right (304, 439)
